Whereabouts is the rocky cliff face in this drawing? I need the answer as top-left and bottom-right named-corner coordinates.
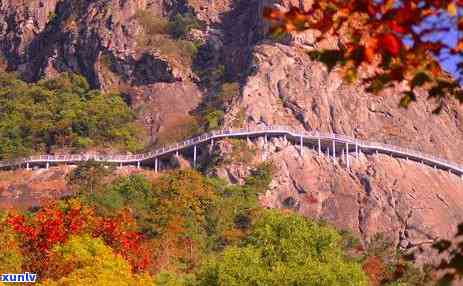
top-left (215, 3), bottom-right (463, 260)
top-left (212, 137), bottom-right (463, 262)
top-left (1, 0), bottom-right (463, 263)
top-left (0, 0), bottom-right (205, 146)
top-left (224, 42), bottom-right (463, 161)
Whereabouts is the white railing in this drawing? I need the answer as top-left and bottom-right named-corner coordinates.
top-left (0, 125), bottom-right (462, 174)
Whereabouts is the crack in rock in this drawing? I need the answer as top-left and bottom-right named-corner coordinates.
top-left (436, 193), bottom-right (450, 207)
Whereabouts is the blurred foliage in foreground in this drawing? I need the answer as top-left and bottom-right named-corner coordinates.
top-left (264, 2), bottom-right (463, 112)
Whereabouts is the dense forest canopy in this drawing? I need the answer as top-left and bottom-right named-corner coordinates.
top-left (0, 73), bottom-right (142, 160)
top-left (0, 162), bottom-right (434, 285)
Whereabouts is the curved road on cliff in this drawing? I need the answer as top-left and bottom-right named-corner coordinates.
top-left (0, 125), bottom-right (462, 178)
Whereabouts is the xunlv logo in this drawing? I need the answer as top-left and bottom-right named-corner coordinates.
top-left (1, 272), bottom-right (37, 283)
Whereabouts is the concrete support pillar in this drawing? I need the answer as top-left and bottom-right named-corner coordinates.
top-left (345, 142), bottom-right (349, 168)
top-left (210, 139), bottom-right (214, 152)
top-left (332, 140), bottom-right (336, 163)
top-left (46, 162), bottom-right (49, 169)
top-left (355, 143), bottom-right (359, 159)
top-left (300, 135), bottom-right (303, 156)
top-left (119, 162), bottom-right (122, 168)
top-left (318, 138), bottom-right (321, 156)
top-left (26, 162), bottom-right (30, 170)
top-left (137, 161), bottom-right (140, 169)
top-left (264, 134), bottom-right (268, 145)
top-left (155, 158), bottom-right (158, 173)
top-left (193, 145), bottom-right (197, 168)
top-left (176, 150), bottom-right (179, 157)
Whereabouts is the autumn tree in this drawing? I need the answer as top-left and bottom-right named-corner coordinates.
top-left (40, 234), bottom-right (153, 286)
top-left (77, 170), bottom-right (218, 272)
top-left (0, 214), bottom-right (23, 273)
top-left (93, 210), bottom-right (153, 272)
top-left (147, 170), bottom-right (216, 271)
top-left (264, 1), bottom-right (463, 111)
top-left (361, 233), bottom-right (433, 285)
top-left (7, 199), bottom-right (152, 276)
top-left (79, 174), bottom-right (154, 229)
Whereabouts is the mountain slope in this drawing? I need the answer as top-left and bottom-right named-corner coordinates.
top-left (1, 0), bottom-right (463, 264)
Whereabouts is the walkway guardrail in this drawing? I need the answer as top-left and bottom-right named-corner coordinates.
top-left (0, 125), bottom-right (462, 176)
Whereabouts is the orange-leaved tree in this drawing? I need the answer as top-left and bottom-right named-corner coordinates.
top-left (6, 199), bottom-right (152, 278)
top-left (264, 0), bottom-right (463, 112)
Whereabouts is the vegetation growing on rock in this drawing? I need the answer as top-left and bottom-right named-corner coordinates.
top-left (0, 73), bottom-right (142, 159)
top-left (134, 10), bottom-right (202, 68)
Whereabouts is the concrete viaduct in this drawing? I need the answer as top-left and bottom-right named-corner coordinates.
top-left (0, 125), bottom-right (462, 178)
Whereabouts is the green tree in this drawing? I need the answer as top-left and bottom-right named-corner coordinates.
top-left (0, 72), bottom-right (142, 159)
top-left (204, 163), bottom-right (274, 250)
top-left (154, 272), bottom-right (196, 286)
top-left (66, 160), bottom-right (111, 194)
top-left (196, 210), bottom-right (368, 286)
top-left (81, 174), bottom-right (155, 234)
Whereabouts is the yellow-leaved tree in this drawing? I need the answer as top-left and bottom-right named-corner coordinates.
top-left (39, 235), bottom-right (153, 286)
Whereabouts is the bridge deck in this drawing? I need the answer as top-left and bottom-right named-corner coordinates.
top-left (0, 126), bottom-right (462, 177)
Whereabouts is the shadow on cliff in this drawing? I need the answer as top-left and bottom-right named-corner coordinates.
top-left (22, 0), bottom-right (103, 87)
top-left (193, 0), bottom-right (267, 89)
top-left (191, 0), bottom-right (274, 128)
top-left (218, 0), bottom-right (265, 82)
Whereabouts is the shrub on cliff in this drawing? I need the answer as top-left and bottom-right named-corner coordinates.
top-left (168, 12), bottom-right (204, 39)
top-left (134, 10), bottom-right (200, 67)
top-left (154, 116), bottom-right (201, 147)
top-left (66, 160), bottom-right (112, 194)
top-left (199, 82), bottom-right (240, 131)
